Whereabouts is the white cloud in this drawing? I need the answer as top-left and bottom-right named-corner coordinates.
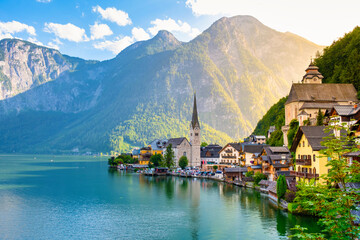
top-left (0, 20), bottom-right (36, 40)
top-left (36, 0), bottom-right (52, 3)
top-left (131, 27), bottom-right (150, 41)
top-left (90, 22), bottom-right (113, 40)
top-left (27, 37), bottom-right (44, 46)
top-left (47, 42), bottom-right (60, 50)
top-left (44, 22), bottom-right (89, 42)
top-left (92, 6), bottom-right (132, 26)
top-left (148, 18), bottom-right (200, 38)
top-left (93, 36), bottom-right (133, 54)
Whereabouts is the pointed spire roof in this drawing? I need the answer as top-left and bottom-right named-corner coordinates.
top-left (191, 93), bottom-right (200, 129)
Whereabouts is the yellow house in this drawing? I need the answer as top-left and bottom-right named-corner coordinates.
top-left (139, 146), bottom-right (153, 165)
top-left (290, 126), bottom-right (330, 183)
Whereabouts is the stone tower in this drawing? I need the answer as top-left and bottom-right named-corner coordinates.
top-left (190, 93), bottom-right (201, 167)
top-left (301, 60), bottom-right (324, 84)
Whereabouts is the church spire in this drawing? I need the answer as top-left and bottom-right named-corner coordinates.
top-left (191, 92), bottom-right (200, 129)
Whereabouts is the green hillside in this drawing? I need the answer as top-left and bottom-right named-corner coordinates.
top-left (314, 26), bottom-right (360, 96)
top-left (252, 97), bottom-right (286, 146)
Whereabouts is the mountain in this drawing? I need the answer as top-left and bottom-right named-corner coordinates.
top-left (0, 16), bottom-right (322, 153)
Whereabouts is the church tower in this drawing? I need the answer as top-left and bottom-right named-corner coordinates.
top-left (190, 93), bottom-right (201, 167)
top-left (301, 60), bottom-right (324, 84)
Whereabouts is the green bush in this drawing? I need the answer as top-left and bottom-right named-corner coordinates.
top-left (245, 171), bottom-right (254, 177)
top-left (253, 172), bottom-right (267, 185)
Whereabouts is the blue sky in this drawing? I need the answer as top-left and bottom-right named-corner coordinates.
top-left (1, 0), bottom-right (360, 60)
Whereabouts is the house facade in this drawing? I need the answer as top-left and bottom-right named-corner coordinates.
top-left (241, 144), bottom-right (266, 167)
top-left (260, 146), bottom-right (292, 181)
top-left (282, 62), bottom-right (358, 145)
top-left (290, 126), bottom-right (330, 183)
top-left (201, 144), bottom-right (222, 164)
top-left (219, 143), bottom-right (242, 165)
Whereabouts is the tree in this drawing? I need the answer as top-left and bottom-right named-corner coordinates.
top-left (179, 156), bottom-right (188, 169)
top-left (201, 142), bottom-right (208, 147)
top-left (287, 119), bottom-right (299, 148)
top-left (253, 172), bottom-right (267, 185)
top-left (150, 153), bottom-right (163, 168)
top-left (213, 165), bottom-right (218, 172)
top-left (276, 175), bottom-right (287, 202)
top-left (292, 119), bottom-right (360, 239)
top-left (163, 144), bottom-right (175, 169)
top-left (316, 109), bottom-right (324, 126)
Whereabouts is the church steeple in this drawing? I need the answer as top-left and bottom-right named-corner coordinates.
top-left (191, 93), bottom-right (200, 129)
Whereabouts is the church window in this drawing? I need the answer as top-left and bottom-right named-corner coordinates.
top-left (183, 152), bottom-right (186, 156)
top-left (191, 133), bottom-right (192, 136)
top-left (195, 133), bottom-right (198, 136)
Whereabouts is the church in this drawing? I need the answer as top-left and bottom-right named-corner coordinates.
top-left (165, 93), bottom-right (201, 167)
top-left (282, 61), bottom-right (358, 145)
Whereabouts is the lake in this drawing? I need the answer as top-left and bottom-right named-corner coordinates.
top-left (0, 155), bottom-right (321, 239)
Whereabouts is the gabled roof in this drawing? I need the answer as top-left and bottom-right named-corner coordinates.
top-left (165, 137), bottom-right (189, 147)
top-left (285, 83), bottom-right (357, 105)
top-left (201, 144), bottom-right (222, 158)
top-left (290, 126), bottom-right (330, 152)
top-left (243, 144), bottom-right (266, 154)
top-left (332, 105), bottom-right (360, 117)
top-left (220, 143), bottom-right (242, 153)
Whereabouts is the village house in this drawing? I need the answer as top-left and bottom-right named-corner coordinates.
top-left (201, 144), bottom-right (222, 165)
top-left (282, 62), bottom-right (358, 145)
top-left (267, 126), bottom-right (276, 139)
top-left (223, 167), bottom-right (248, 182)
top-left (260, 146), bottom-right (292, 181)
top-left (327, 105), bottom-right (360, 127)
top-left (240, 144), bottom-right (266, 167)
top-left (148, 139), bottom-right (168, 155)
top-left (247, 135), bottom-right (267, 144)
top-left (139, 146), bottom-right (153, 165)
top-left (219, 143), bottom-right (242, 165)
top-left (290, 126), bottom-right (331, 183)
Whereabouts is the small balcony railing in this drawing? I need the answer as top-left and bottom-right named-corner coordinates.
top-left (296, 159), bottom-right (312, 166)
top-left (290, 170), bottom-right (319, 179)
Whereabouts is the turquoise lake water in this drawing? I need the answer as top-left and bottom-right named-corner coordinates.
top-left (0, 155), bottom-right (321, 239)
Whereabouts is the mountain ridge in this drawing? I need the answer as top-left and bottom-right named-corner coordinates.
top-left (0, 15), bottom-right (323, 153)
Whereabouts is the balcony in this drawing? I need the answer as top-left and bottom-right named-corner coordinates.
top-left (296, 159), bottom-right (312, 166)
top-left (289, 171), bottom-right (319, 179)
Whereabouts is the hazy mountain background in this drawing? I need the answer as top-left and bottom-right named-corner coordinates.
top-left (0, 15), bottom-right (322, 153)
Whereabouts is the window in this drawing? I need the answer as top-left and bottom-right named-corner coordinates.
top-left (183, 152), bottom-right (186, 156)
top-left (308, 142), bottom-right (310, 147)
top-left (298, 154), bottom-right (300, 159)
top-left (303, 141), bottom-right (305, 147)
top-left (313, 154), bottom-right (316, 162)
top-left (191, 133), bottom-right (192, 136)
top-left (195, 133), bottom-right (198, 136)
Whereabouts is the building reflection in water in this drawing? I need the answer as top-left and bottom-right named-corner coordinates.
top-left (132, 174), bottom-right (321, 238)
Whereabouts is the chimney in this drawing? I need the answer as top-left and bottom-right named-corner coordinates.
top-left (354, 104), bottom-right (358, 109)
